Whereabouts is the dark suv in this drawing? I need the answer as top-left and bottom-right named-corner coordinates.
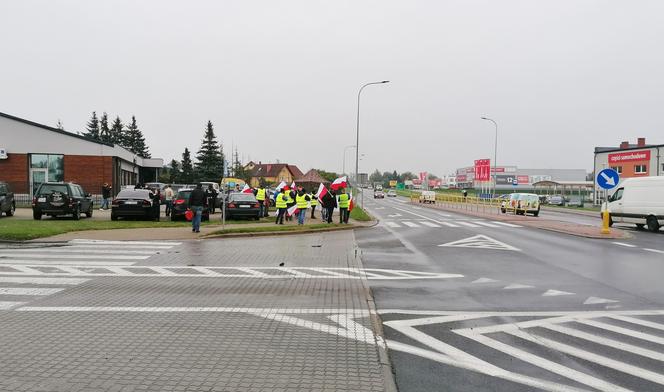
top-left (0, 182), bottom-right (15, 217)
top-left (32, 183), bottom-right (94, 220)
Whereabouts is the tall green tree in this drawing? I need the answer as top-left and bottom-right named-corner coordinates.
top-left (194, 121), bottom-right (224, 182)
top-left (180, 148), bottom-right (194, 183)
top-left (369, 169), bottom-right (383, 185)
top-left (99, 112), bottom-right (111, 142)
top-left (83, 112), bottom-right (100, 139)
top-left (168, 159), bottom-right (180, 183)
top-left (124, 115), bottom-right (150, 158)
top-left (107, 116), bottom-right (124, 145)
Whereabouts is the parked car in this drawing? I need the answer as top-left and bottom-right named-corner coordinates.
top-left (32, 182), bottom-right (93, 220)
top-left (548, 195), bottom-right (566, 206)
top-left (501, 193), bottom-right (540, 216)
top-left (419, 190), bottom-right (436, 204)
top-left (0, 182), bottom-right (15, 217)
top-left (387, 190), bottom-right (397, 197)
top-left (604, 176), bottom-right (664, 232)
top-left (374, 190), bottom-right (385, 199)
top-left (566, 196), bottom-right (584, 207)
top-left (224, 192), bottom-right (261, 220)
top-left (170, 188), bottom-right (210, 221)
top-left (144, 182), bottom-right (167, 202)
top-left (111, 189), bottom-right (158, 221)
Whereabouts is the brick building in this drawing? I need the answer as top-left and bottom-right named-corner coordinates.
top-left (0, 112), bottom-right (163, 198)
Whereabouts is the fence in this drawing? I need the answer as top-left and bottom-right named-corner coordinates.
top-left (13, 194), bottom-right (105, 208)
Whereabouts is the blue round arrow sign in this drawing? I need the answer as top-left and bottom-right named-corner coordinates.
top-left (597, 168), bottom-right (620, 190)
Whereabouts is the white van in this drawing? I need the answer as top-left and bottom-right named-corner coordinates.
top-left (501, 193), bottom-right (540, 216)
top-left (419, 190), bottom-right (436, 204)
top-left (605, 176), bottom-right (664, 232)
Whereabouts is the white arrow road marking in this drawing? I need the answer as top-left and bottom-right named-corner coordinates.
top-left (584, 296), bottom-right (619, 305)
top-left (503, 284), bottom-right (535, 290)
top-left (439, 235), bottom-right (520, 251)
top-left (601, 172), bottom-right (616, 186)
top-left (542, 290), bottom-right (575, 297)
top-left (472, 278), bottom-right (499, 284)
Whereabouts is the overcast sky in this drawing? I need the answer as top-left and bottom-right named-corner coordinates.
top-left (2, 1), bottom-right (663, 176)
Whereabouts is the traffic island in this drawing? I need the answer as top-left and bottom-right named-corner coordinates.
top-left (408, 200), bottom-right (630, 239)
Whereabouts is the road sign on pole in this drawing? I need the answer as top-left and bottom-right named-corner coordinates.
top-left (597, 168), bottom-right (620, 190)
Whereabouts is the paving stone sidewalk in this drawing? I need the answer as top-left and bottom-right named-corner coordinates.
top-left (0, 231), bottom-right (394, 392)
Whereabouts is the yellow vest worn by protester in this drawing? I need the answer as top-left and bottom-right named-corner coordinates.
top-left (275, 193), bottom-right (288, 209)
top-left (296, 194), bottom-right (309, 209)
top-left (256, 188), bottom-right (266, 201)
top-left (338, 193), bottom-right (350, 208)
top-left (309, 194), bottom-right (318, 206)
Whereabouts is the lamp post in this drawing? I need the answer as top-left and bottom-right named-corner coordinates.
top-left (343, 145), bottom-right (356, 175)
top-left (481, 117), bottom-right (498, 197)
top-left (356, 80), bottom-right (389, 208)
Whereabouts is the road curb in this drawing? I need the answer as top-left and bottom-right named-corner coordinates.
top-left (203, 224), bottom-right (357, 239)
top-left (352, 231), bottom-right (399, 392)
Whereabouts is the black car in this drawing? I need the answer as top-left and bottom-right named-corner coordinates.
top-left (224, 192), bottom-right (261, 220)
top-left (32, 183), bottom-right (93, 220)
top-left (170, 189), bottom-right (210, 221)
top-left (111, 189), bottom-right (158, 221)
top-left (0, 182), bottom-right (15, 217)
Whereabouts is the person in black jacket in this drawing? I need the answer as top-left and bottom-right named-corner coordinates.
top-left (100, 183), bottom-right (112, 210)
top-left (188, 184), bottom-right (207, 233)
top-left (205, 184), bottom-right (218, 214)
top-left (151, 188), bottom-right (161, 221)
top-left (323, 190), bottom-right (337, 224)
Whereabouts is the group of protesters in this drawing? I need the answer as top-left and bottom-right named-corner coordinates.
top-left (268, 181), bottom-right (351, 226)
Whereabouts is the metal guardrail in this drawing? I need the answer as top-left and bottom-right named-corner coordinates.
top-left (13, 194), bottom-right (105, 208)
top-left (409, 192), bottom-right (503, 215)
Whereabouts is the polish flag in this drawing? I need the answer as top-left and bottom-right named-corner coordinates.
top-left (291, 181), bottom-right (297, 189)
top-left (241, 184), bottom-right (253, 194)
top-left (330, 176), bottom-right (348, 190)
top-left (287, 204), bottom-right (300, 217)
top-left (275, 181), bottom-right (287, 191)
top-left (348, 192), bottom-right (354, 212)
top-left (315, 183), bottom-right (329, 200)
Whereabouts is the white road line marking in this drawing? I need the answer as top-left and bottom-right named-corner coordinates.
top-left (583, 296), bottom-right (619, 305)
top-left (503, 284), bottom-right (535, 290)
top-left (0, 301), bottom-right (25, 310)
top-left (0, 253), bottom-right (148, 260)
top-left (0, 287), bottom-right (65, 296)
top-left (575, 319), bottom-right (664, 345)
top-left (69, 244), bottom-right (174, 250)
top-left (439, 221), bottom-right (460, 227)
top-left (607, 315), bottom-right (664, 332)
top-left (69, 240), bottom-right (181, 246)
top-left (541, 323), bottom-right (664, 362)
top-left (541, 290), bottom-right (575, 297)
top-left (644, 248), bottom-right (664, 254)
top-left (0, 249), bottom-right (157, 255)
top-left (0, 277), bottom-right (89, 285)
top-left (455, 221), bottom-right (481, 228)
top-left (508, 328), bottom-right (664, 386)
top-left (472, 221), bottom-right (502, 228)
top-left (385, 221), bottom-right (401, 228)
top-left (490, 221), bottom-right (523, 228)
top-left (402, 221), bottom-right (421, 228)
top-left (420, 221), bottom-right (441, 228)
top-left (439, 235), bottom-right (520, 251)
top-left (472, 278), bottom-right (498, 284)
top-left (612, 242), bottom-right (637, 248)
top-left (7, 266), bottom-right (44, 275)
top-left (0, 260), bottom-right (135, 266)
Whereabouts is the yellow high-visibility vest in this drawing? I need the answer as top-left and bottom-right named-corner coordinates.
top-left (338, 193), bottom-right (350, 208)
top-left (309, 194), bottom-right (318, 206)
top-left (256, 188), bottom-right (266, 201)
top-left (275, 194), bottom-right (288, 209)
top-left (296, 194), bottom-right (309, 209)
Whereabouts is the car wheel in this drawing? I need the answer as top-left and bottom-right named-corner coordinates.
top-left (73, 206), bottom-right (80, 220)
top-left (85, 206), bottom-right (93, 218)
top-left (6, 203), bottom-right (15, 217)
top-left (111, 213), bottom-right (118, 221)
top-left (501, 208), bottom-right (506, 213)
top-left (647, 216), bottom-right (660, 233)
top-left (533, 209), bottom-right (540, 217)
top-left (33, 210), bottom-right (42, 220)
top-left (636, 223), bottom-right (645, 230)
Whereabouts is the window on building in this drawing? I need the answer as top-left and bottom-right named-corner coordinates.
top-left (30, 154), bottom-right (64, 182)
top-left (610, 166), bottom-right (622, 174)
top-left (634, 164), bottom-right (647, 174)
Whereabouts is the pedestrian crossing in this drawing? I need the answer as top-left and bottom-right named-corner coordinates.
top-left (0, 239), bottom-right (181, 310)
top-left (381, 219), bottom-right (521, 229)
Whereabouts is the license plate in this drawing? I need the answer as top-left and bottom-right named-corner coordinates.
top-left (239, 205), bottom-right (250, 208)
top-left (38, 197), bottom-right (46, 202)
top-left (125, 201), bottom-right (137, 205)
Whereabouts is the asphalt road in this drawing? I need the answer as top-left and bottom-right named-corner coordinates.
top-left (358, 195), bottom-right (664, 392)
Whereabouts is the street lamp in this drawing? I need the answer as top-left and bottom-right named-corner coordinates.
top-left (356, 80), bottom-right (389, 207)
top-left (481, 117), bottom-right (498, 197)
top-left (343, 145), bottom-right (356, 175)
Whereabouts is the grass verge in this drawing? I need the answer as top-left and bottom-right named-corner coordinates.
top-left (350, 205), bottom-right (372, 221)
top-left (207, 223), bottom-right (348, 236)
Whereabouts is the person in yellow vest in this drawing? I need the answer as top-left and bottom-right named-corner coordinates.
top-left (338, 188), bottom-right (350, 224)
top-left (284, 187), bottom-right (295, 222)
top-left (309, 192), bottom-right (318, 219)
top-left (254, 186), bottom-right (267, 218)
top-left (295, 188), bottom-right (311, 225)
top-left (274, 188), bottom-right (288, 225)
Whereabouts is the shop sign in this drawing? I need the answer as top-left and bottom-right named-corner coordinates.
top-left (608, 150), bottom-right (651, 163)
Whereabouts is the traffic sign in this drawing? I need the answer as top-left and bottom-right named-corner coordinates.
top-left (512, 179), bottom-right (518, 187)
top-left (597, 168), bottom-right (620, 190)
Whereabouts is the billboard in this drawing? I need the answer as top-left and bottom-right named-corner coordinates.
top-left (517, 175), bottom-right (530, 184)
top-left (419, 172), bottom-right (428, 182)
top-left (495, 175), bottom-right (517, 185)
top-left (474, 159), bottom-right (491, 181)
top-left (608, 150), bottom-right (651, 163)
top-left (389, 180), bottom-right (397, 187)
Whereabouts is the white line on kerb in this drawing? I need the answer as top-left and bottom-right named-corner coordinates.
top-left (611, 242), bottom-right (637, 248)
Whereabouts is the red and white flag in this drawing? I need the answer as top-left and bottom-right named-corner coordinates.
top-left (276, 181), bottom-right (287, 191)
top-left (241, 184), bottom-right (253, 194)
top-left (287, 204), bottom-right (300, 217)
top-left (315, 183), bottom-right (328, 199)
top-left (330, 176), bottom-right (348, 191)
top-left (290, 181), bottom-right (297, 189)
top-left (348, 192), bottom-right (354, 212)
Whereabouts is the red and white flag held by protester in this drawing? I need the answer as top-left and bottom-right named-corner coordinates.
top-left (241, 184), bottom-right (253, 194)
top-left (287, 204), bottom-right (300, 217)
top-left (291, 181), bottom-right (297, 189)
top-left (315, 183), bottom-right (328, 199)
top-left (348, 192), bottom-right (354, 212)
top-left (276, 181), bottom-right (287, 191)
top-left (330, 176), bottom-right (348, 191)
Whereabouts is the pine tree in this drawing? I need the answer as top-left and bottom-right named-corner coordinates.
top-left (124, 116), bottom-right (150, 158)
top-left (168, 159), bottom-right (180, 183)
top-left (108, 116), bottom-right (124, 145)
top-left (180, 148), bottom-right (194, 183)
top-left (84, 112), bottom-right (100, 139)
top-left (99, 112), bottom-right (111, 142)
top-left (194, 121), bottom-right (224, 182)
